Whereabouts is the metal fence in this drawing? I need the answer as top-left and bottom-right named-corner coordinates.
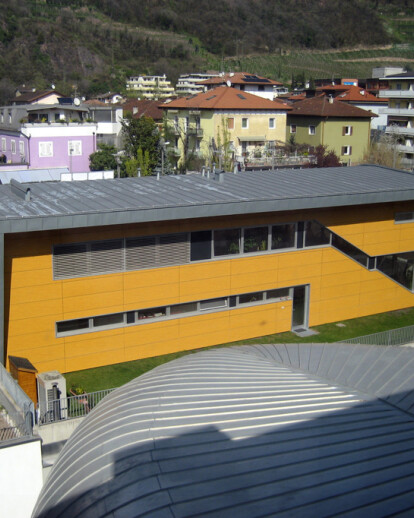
top-left (0, 409), bottom-right (31, 441)
top-left (340, 324), bottom-right (414, 346)
top-left (39, 388), bottom-right (115, 425)
top-left (0, 362), bottom-right (34, 438)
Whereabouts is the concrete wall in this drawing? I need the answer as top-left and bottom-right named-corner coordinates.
top-left (0, 437), bottom-right (43, 518)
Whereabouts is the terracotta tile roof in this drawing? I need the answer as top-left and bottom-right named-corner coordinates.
top-left (318, 85), bottom-right (387, 103)
top-left (161, 86), bottom-right (291, 111)
top-left (200, 72), bottom-right (282, 87)
top-left (122, 99), bottom-right (164, 121)
top-left (288, 96), bottom-right (376, 118)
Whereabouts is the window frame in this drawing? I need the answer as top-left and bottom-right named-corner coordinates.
top-left (39, 141), bottom-right (53, 158)
top-left (308, 125), bottom-right (316, 135)
top-left (269, 118), bottom-right (275, 129)
top-left (341, 145), bottom-right (352, 156)
top-left (290, 124), bottom-right (297, 134)
top-left (241, 117), bottom-right (249, 129)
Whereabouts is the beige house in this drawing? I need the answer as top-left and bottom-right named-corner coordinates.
top-left (162, 86), bottom-right (291, 168)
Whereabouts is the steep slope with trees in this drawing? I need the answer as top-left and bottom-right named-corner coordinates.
top-left (0, 0), bottom-right (412, 102)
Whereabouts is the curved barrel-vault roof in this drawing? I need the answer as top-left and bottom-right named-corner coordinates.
top-left (33, 344), bottom-right (414, 517)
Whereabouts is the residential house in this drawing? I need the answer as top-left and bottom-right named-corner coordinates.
top-left (0, 103), bottom-right (97, 172)
top-left (1, 165), bottom-right (413, 374)
top-left (122, 99), bottom-right (164, 127)
top-left (175, 73), bottom-right (219, 96)
top-left (85, 101), bottom-right (124, 148)
top-left (9, 89), bottom-right (65, 106)
top-left (94, 92), bottom-right (123, 104)
top-left (200, 73), bottom-right (283, 100)
top-left (126, 75), bottom-right (175, 99)
top-left (315, 85), bottom-right (388, 130)
top-left (162, 86), bottom-right (291, 167)
top-left (379, 71), bottom-right (414, 170)
top-left (287, 96), bottom-right (374, 165)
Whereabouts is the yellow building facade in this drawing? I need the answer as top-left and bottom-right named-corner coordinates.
top-left (2, 166), bottom-right (414, 374)
top-left (163, 86), bottom-right (290, 168)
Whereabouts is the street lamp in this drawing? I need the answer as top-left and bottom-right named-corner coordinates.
top-left (160, 139), bottom-right (170, 175)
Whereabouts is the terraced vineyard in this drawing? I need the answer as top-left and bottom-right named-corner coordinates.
top-left (211, 45), bottom-right (414, 84)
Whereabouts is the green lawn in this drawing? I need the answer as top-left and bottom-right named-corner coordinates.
top-left (65, 307), bottom-right (414, 394)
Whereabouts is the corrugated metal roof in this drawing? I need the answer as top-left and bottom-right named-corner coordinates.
top-left (0, 165), bottom-right (414, 233)
top-left (33, 344), bottom-right (414, 518)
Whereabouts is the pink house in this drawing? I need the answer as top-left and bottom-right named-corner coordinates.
top-left (0, 103), bottom-right (98, 173)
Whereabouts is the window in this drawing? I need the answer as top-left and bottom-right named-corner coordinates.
top-left (309, 125), bottom-right (316, 135)
top-left (68, 140), bottom-right (82, 156)
top-left (396, 83), bottom-right (402, 90)
top-left (227, 118), bottom-right (234, 130)
top-left (241, 118), bottom-right (249, 129)
top-left (377, 252), bottom-right (414, 291)
top-left (200, 298), bottom-right (227, 311)
top-left (191, 231), bottom-right (212, 261)
top-left (290, 124), bottom-right (296, 134)
top-left (258, 85), bottom-right (265, 91)
top-left (39, 142), bottom-right (53, 157)
top-left (343, 126), bottom-right (353, 136)
top-left (271, 223), bottom-right (296, 250)
top-left (8, 114), bottom-right (12, 124)
top-left (395, 212), bottom-right (414, 223)
top-left (19, 141), bottom-right (25, 156)
top-left (244, 226), bottom-right (268, 253)
top-left (305, 221), bottom-right (331, 247)
top-left (0, 112), bottom-right (3, 123)
top-left (269, 118), bottom-right (275, 129)
top-left (331, 233), bottom-right (368, 267)
top-left (341, 146), bottom-right (352, 156)
top-left (55, 286), bottom-right (293, 337)
top-left (214, 228), bottom-right (240, 256)
top-left (11, 140), bottom-right (16, 154)
top-left (1, 138), bottom-right (5, 152)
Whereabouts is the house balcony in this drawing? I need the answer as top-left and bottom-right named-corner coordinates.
top-left (397, 144), bottom-right (414, 154)
top-left (379, 90), bottom-right (414, 99)
top-left (400, 157), bottom-right (414, 168)
top-left (187, 125), bottom-right (203, 137)
top-left (386, 126), bottom-right (414, 136)
top-left (380, 108), bottom-right (414, 116)
top-left (169, 147), bottom-right (181, 157)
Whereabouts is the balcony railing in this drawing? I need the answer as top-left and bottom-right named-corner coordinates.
top-left (38, 388), bottom-right (115, 425)
top-left (379, 90), bottom-right (414, 98)
top-left (397, 144), bottom-right (414, 154)
top-left (380, 108), bottom-right (414, 116)
top-left (386, 126), bottom-right (414, 136)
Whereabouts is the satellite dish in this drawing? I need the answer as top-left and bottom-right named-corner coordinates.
top-left (226, 80), bottom-right (232, 87)
top-left (73, 97), bottom-right (81, 106)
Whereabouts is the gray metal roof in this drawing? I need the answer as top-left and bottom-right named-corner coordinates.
top-left (1, 165), bottom-right (414, 234)
top-left (0, 168), bottom-right (68, 184)
top-left (33, 344), bottom-right (414, 518)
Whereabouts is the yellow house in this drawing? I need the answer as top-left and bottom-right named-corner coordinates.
top-left (162, 86), bottom-right (291, 169)
top-left (1, 165), bottom-right (414, 376)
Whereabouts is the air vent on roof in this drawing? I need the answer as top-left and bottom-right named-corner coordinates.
top-left (206, 95), bottom-right (217, 101)
top-left (237, 94), bottom-right (246, 100)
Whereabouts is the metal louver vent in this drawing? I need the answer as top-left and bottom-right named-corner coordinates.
top-left (53, 243), bottom-right (88, 279)
top-left (126, 237), bottom-right (156, 270)
top-left (158, 233), bottom-right (189, 266)
top-left (90, 240), bottom-right (123, 275)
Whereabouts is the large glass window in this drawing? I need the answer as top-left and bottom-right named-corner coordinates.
top-left (191, 231), bottom-right (212, 261)
top-left (331, 234), bottom-right (368, 267)
top-left (214, 228), bottom-right (241, 256)
top-left (200, 298), bottom-right (227, 311)
top-left (305, 221), bottom-right (331, 247)
top-left (377, 253), bottom-right (414, 291)
top-left (271, 223), bottom-right (295, 250)
top-left (244, 226), bottom-right (268, 253)
top-left (138, 307), bottom-right (166, 320)
top-left (57, 318), bottom-right (89, 334)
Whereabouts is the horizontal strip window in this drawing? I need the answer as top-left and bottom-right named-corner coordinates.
top-left (395, 211), bottom-right (414, 223)
top-left (56, 287), bottom-right (292, 337)
top-left (377, 252), bottom-right (414, 291)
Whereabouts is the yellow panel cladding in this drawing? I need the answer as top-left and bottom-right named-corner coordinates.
top-left (4, 202), bottom-right (414, 373)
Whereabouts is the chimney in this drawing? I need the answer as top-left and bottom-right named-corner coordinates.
top-left (328, 95), bottom-right (334, 104)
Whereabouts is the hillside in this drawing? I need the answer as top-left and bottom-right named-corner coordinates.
top-left (0, 0), bottom-right (413, 102)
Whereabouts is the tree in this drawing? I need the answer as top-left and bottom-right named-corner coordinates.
top-left (163, 115), bottom-right (199, 174)
top-left (362, 133), bottom-right (402, 169)
top-left (305, 145), bottom-right (342, 168)
top-left (121, 115), bottom-right (160, 174)
top-left (89, 144), bottom-right (118, 171)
